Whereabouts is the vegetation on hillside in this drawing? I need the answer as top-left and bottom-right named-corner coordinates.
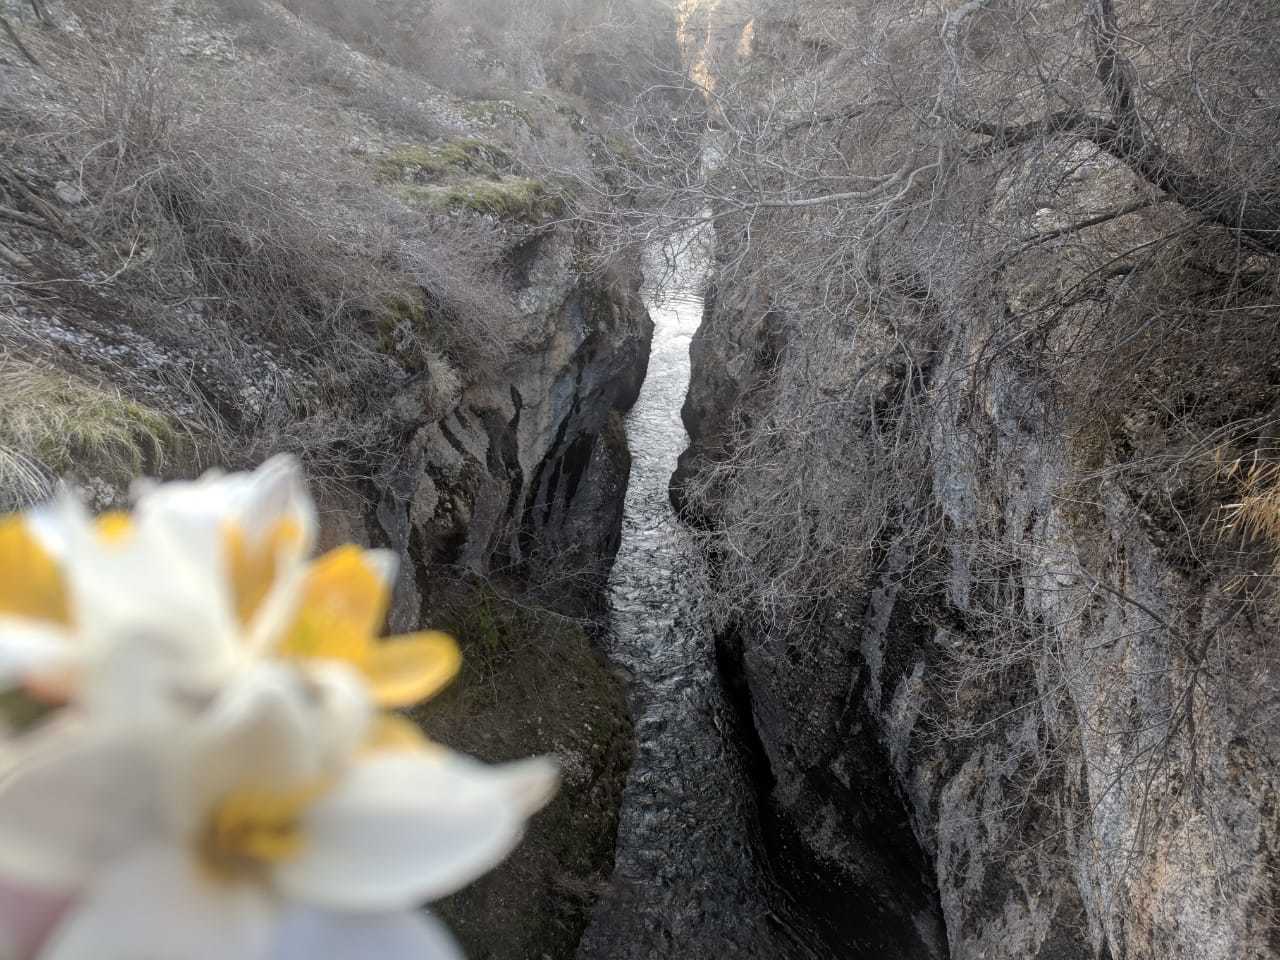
top-left (0, 0), bottom-right (668, 505)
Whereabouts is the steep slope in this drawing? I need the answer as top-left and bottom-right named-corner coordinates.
top-left (0, 1), bottom-right (672, 956)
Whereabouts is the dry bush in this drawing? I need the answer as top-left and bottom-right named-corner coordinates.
top-left (45, 0), bottom-right (537, 361)
top-left (683, 284), bottom-right (939, 631)
top-left (0, 0), bottom-right (569, 489)
top-left (45, 1), bottom-right (399, 351)
top-left (223, 5), bottom-right (452, 140)
top-left (396, 216), bottom-right (517, 375)
top-left (273, 0), bottom-right (515, 96)
top-left (262, 0), bottom-right (674, 103)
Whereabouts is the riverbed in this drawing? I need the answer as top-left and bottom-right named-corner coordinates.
top-left (578, 240), bottom-right (832, 960)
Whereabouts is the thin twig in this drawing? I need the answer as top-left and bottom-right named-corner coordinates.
top-left (0, 15), bottom-right (42, 70)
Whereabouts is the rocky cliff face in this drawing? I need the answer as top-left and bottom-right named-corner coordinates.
top-left (670, 3), bottom-right (1280, 957)
top-left (678, 193), bottom-right (1280, 960)
top-left (372, 230), bottom-right (652, 629)
top-left (374, 230), bottom-right (651, 959)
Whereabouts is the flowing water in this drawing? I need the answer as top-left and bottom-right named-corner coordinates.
top-left (578, 242), bottom-right (828, 960)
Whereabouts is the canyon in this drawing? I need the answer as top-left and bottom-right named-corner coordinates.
top-left (2, 2), bottom-right (1279, 959)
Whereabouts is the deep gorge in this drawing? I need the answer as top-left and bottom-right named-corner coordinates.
top-left (2, 1), bottom-right (1279, 958)
top-left (580, 235), bottom-right (948, 960)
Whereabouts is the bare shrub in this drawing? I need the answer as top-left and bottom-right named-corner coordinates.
top-left (684, 282), bottom-right (940, 631)
top-left (608, 0), bottom-right (1280, 630)
top-left (42, 4), bottom-right (393, 353)
top-left (396, 215), bottom-right (517, 375)
top-left (1, 0), bottom-right (564, 488)
top-left (274, 0), bottom-right (514, 96)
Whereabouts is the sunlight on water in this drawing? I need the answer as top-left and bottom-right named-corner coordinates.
top-left (606, 235), bottom-right (706, 671)
top-left (584, 231), bottom-right (802, 958)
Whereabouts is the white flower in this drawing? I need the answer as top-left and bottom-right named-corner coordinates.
top-left (0, 457), bottom-right (557, 959)
top-left (0, 660), bottom-right (557, 960)
top-left (0, 456), bottom-right (312, 701)
top-left (0, 456), bottom-right (458, 722)
top-left (0, 494), bottom-right (240, 723)
top-left (128, 455), bottom-right (317, 646)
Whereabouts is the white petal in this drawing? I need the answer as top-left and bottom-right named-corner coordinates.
top-left (166, 661), bottom-right (372, 834)
top-left (168, 663), bottom-right (320, 828)
top-left (362, 549), bottom-right (399, 589)
top-left (0, 723), bottom-right (164, 890)
top-left (31, 492), bottom-right (240, 702)
top-left (36, 845), bottom-right (274, 960)
top-left (136, 455), bottom-right (316, 562)
top-left (236, 456), bottom-right (316, 556)
top-left (66, 524), bottom-right (240, 714)
top-left (271, 908), bottom-right (462, 960)
top-left (275, 751), bottom-right (558, 910)
top-left (80, 628), bottom-right (235, 727)
top-left (131, 465), bottom-right (235, 522)
top-left (19, 492), bottom-right (243, 728)
top-left (243, 565), bottom-right (304, 656)
top-left (23, 495), bottom-right (88, 560)
top-left (296, 661), bottom-right (375, 765)
top-left (0, 619), bottom-right (74, 686)
top-left (488, 756), bottom-right (561, 817)
top-left (0, 874), bottom-right (74, 960)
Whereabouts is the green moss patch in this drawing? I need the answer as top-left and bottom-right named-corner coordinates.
top-left (375, 138), bottom-right (512, 183)
top-left (395, 176), bottom-right (562, 222)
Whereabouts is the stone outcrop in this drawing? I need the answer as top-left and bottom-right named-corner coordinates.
top-left (373, 229), bottom-right (652, 630)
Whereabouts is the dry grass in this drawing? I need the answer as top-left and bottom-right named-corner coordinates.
top-left (1216, 450), bottom-right (1280, 570)
top-left (0, 361), bottom-right (181, 509)
top-left (1, 0), bottom-right (549, 478)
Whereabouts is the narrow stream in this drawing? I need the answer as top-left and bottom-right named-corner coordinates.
top-left (577, 241), bottom-right (829, 960)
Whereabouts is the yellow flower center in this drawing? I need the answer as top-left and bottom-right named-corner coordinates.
top-left (0, 516), bottom-right (70, 625)
top-left (198, 780), bottom-right (328, 882)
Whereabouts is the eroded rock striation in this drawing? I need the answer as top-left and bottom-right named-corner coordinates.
top-left (373, 229), bottom-right (652, 630)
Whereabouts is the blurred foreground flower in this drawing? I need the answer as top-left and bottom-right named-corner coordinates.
top-left (0, 457), bottom-right (459, 717)
top-left (0, 457), bottom-right (557, 959)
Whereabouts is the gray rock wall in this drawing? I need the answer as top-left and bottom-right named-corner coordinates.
top-left (372, 227), bottom-right (652, 628)
top-left (679, 242), bottom-right (1280, 959)
top-left (668, 3), bottom-right (1280, 955)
